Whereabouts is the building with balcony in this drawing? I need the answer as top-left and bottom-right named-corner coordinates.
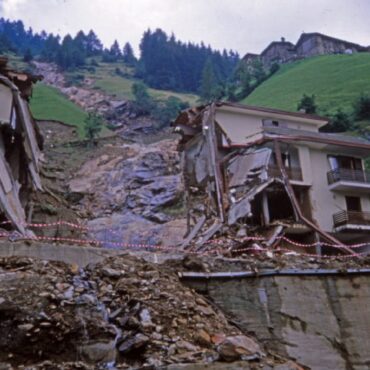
top-left (174, 102), bottom-right (370, 252)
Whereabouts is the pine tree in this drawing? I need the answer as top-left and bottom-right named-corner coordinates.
top-left (200, 59), bottom-right (218, 102)
top-left (109, 40), bottom-right (121, 59)
top-left (122, 42), bottom-right (136, 65)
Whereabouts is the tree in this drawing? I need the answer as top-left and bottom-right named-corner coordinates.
top-left (200, 58), bottom-right (218, 102)
top-left (297, 94), bottom-right (317, 114)
top-left (131, 82), bottom-right (153, 114)
top-left (321, 109), bottom-right (352, 132)
top-left (23, 48), bottom-right (33, 62)
top-left (85, 30), bottom-right (103, 56)
top-left (353, 93), bottom-right (370, 120)
top-left (152, 96), bottom-right (189, 127)
top-left (122, 42), bottom-right (136, 66)
top-left (109, 40), bottom-right (121, 59)
top-left (251, 59), bottom-right (266, 84)
top-left (84, 111), bottom-right (103, 145)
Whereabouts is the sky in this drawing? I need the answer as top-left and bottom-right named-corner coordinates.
top-left (0, 0), bottom-right (369, 56)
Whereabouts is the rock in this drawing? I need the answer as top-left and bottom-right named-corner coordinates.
top-left (211, 333), bottom-right (226, 345)
top-left (17, 323), bottom-right (34, 331)
top-left (217, 335), bottom-right (263, 362)
top-left (63, 286), bottom-right (74, 300)
top-left (139, 308), bottom-right (153, 327)
top-left (176, 340), bottom-right (198, 352)
top-left (182, 255), bottom-right (207, 272)
top-left (194, 329), bottom-right (211, 346)
top-left (79, 340), bottom-right (116, 363)
top-left (197, 305), bottom-right (214, 316)
top-left (109, 307), bottom-right (123, 320)
top-left (101, 267), bottom-right (122, 278)
top-left (274, 361), bottom-right (306, 370)
top-left (118, 333), bottom-right (149, 354)
top-left (142, 211), bottom-right (170, 224)
top-left (77, 294), bottom-right (96, 305)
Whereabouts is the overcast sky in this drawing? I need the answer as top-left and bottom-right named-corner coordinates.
top-left (1, 0), bottom-right (369, 56)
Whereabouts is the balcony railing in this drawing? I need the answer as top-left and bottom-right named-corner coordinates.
top-left (333, 210), bottom-right (370, 228)
top-left (268, 165), bottom-right (303, 181)
top-left (327, 168), bottom-right (370, 185)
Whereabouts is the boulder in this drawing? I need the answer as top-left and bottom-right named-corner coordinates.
top-left (217, 335), bottom-right (263, 362)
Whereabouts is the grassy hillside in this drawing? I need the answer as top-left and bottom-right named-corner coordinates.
top-left (66, 61), bottom-right (199, 105)
top-left (30, 83), bottom-right (88, 136)
top-left (242, 53), bottom-right (370, 115)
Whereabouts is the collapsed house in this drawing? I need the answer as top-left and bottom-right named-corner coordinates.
top-left (0, 57), bottom-right (43, 234)
top-left (173, 102), bottom-right (370, 255)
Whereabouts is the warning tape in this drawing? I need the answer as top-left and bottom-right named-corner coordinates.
top-left (1, 219), bottom-right (370, 257)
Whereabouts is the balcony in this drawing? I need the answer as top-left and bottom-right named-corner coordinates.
top-left (268, 165), bottom-right (303, 182)
top-left (327, 168), bottom-right (370, 192)
top-left (333, 210), bottom-right (370, 231)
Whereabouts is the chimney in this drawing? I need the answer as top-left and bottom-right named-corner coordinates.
top-left (281, 37), bottom-right (285, 42)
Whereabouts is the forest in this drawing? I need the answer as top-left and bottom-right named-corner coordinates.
top-left (0, 18), bottom-right (239, 98)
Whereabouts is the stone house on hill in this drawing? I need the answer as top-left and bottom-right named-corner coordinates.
top-left (243, 32), bottom-right (369, 68)
top-left (260, 38), bottom-right (295, 66)
top-left (295, 32), bottom-right (368, 58)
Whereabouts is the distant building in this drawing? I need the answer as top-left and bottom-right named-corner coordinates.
top-left (242, 32), bottom-right (369, 68)
top-left (260, 37), bottom-right (295, 66)
top-left (295, 32), bottom-right (367, 58)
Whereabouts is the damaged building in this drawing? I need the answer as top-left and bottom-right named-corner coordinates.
top-left (0, 57), bottom-right (43, 234)
top-left (173, 102), bottom-right (370, 255)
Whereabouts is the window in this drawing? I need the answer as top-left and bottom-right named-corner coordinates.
top-left (345, 196), bottom-right (361, 212)
top-left (328, 155), bottom-right (363, 171)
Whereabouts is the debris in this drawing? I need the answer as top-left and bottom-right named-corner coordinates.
top-left (0, 58), bottom-right (43, 234)
top-left (217, 335), bottom-right (263, 362)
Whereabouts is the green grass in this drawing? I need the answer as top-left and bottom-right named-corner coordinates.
top-left (242, 53), bottom-right (370, 115)
top-left (67, 60), bottom-right (199, 105)
top-left (30, 83), bottom-right (88, 136)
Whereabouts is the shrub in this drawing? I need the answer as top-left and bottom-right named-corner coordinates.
top-left (297, 94), bottom-right (317, 114)
top-left (353, 93), bottom-right (370, 120)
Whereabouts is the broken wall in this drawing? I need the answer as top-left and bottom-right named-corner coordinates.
top-left (0, 61), bottom-right (43, 234)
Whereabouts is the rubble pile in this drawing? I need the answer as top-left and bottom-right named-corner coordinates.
top-left (1, 254), bottom-right (301, 369)
top-left (169, 252), bottom-right (370, 274)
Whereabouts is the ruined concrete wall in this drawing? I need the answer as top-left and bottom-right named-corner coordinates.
top-left (215, 110), bottom-right (262, 145)
top-left (185, 275), bottom-right (370, 370)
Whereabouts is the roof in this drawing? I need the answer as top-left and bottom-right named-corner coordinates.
top-left (295, 32), bottom-right (366, 50)
top-left (260, 40), bottom-right (295, 56)
top-left (216, 101), bottom-right (329, 123)
top-left (242, 53), bottom-right (259, 61)
top-left (261, 126), bottom-right (370, 155)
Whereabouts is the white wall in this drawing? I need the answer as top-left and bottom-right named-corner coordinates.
top-left (308, 148), bottom-right (370, 231)
top-left (215, 110), bottom-right (262, 144)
